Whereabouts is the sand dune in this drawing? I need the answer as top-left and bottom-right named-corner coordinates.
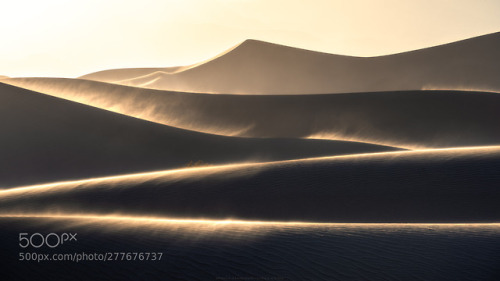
top-left (1, 146), bottom-right (499, 222)
top-left (79, 32), bottom-right (500, 94)
top-left (78, 67), bottom-right (181, 84)
top-left (1, 217), bottom-right (499, 281)
top-left (4, 77), bottom-right (500, 148)
top-left (0, 82), bottom-right (397, 188)
top-left (2, 30), bottom-right (499, 281)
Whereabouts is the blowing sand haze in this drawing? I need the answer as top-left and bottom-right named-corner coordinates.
top-left (1, 1), bottom-right (500, 280)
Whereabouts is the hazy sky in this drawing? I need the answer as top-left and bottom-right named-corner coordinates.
top-left (1, 0), bottom-right (500, 77)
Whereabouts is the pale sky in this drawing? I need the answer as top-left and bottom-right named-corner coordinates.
top-left (1, 0), bottom-right (500, 78)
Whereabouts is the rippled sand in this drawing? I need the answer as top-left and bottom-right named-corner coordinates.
top-left (1, 216), bottom-right (499, 280)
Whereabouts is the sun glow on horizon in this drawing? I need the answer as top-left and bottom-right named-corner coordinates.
top-left (1, 0), bottom-right (500, 77)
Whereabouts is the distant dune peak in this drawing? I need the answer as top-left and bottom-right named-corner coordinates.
top-left (77, 32), bottom-right (500, 94)
top-left (241, 38), bottom-right (262, 44)
top-left (235, 38), bottom-right (335, 56)
top-left (236, 38), bottom-right (285, 49)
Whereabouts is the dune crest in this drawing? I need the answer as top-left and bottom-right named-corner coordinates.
top-left (79, 40), bottom-right (246, 84)
top-left (77, 67), bottom-right (181, 84)
top-left (1, 146), bottom-right (499, 223)
top-left (0, 82), bottom-right (398, 188)
top-left (80, 32), bottom-right (500, 94)
top-left (4, 78), bottom-right (500, 149)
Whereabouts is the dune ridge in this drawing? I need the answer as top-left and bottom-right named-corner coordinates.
top-left (1, 216), bottom-right (499, 281)
top-left (4, 77), bottom-right (500, 149)
top-left (0, 82), bottom-right (397, 188)
top-left (1, 146), bottom-right (499, 223)
top-left (77, 67), bottom-right (181, 84)
top-left (1, 214), bottom-right (500, 229)
top-left (79, 40), bottom-right (245, 84)
top-left (79, 32), bottom-right (500, 94)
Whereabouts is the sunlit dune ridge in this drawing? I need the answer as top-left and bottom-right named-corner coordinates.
top-left (3, 78), bottom-right (253, 137)
top-left (79, 67), bottom-right (181, 84)
top-left (1, 145), bottom-right (497, 195)
top-left (421, 84), bottom-right (500, 93)
top-left (1, 215), bottom-right (499, 281)
top-left (82, 41), bottom-right (245, 85)
top-left (2, 214), bottom-right (500, 249)
top-left (1, 214), bottom-right (499, 229)
top-left (78, 32), bottom-right (500, 94)
top-left (4, 78), bottom-right (500, 149)
top-left (1, 82), bottom-right (400, 188)
top-left (1, 146), bottom-right (499, 223)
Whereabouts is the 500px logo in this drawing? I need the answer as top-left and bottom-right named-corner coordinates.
top-left (19, 233), bottom-right (77, 248)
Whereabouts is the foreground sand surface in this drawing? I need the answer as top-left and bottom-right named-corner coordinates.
top-left (1, 217), bottom-right (499, 281)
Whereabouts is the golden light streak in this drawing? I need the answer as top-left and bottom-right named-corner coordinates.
top-left (306, 132), bottom-right (422, 150)
top-left (0, 145), bottom-right (499, 195)
top-left (421, 85), bottom-right (500, 94)
top-left (2, 78), bottom-right (258, 137)
top-left (1, 213), bottom-right (499, 228)
top-left (5, 77), bottom-right (496, 147)
top-left (0, 162), bottom-right (258, 195)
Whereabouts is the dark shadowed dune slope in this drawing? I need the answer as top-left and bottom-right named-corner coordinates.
top-left (0, 82), bottom-right (397, 188)
top-left (4, 78), bottom-right (500, 148)
top-left (79, 32), bottom-right (500, 94)
top-left (1, 146), bottom-right (499, 222)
